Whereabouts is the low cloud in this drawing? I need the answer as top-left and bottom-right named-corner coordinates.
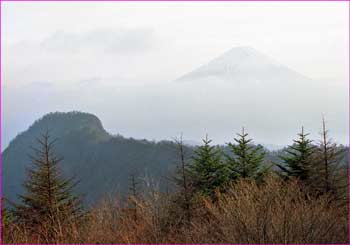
top-left (40, 28), bottom-right (156, 54)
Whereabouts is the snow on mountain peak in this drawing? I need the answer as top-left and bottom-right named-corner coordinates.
top-left (175, 46), bottom-right (309, 85)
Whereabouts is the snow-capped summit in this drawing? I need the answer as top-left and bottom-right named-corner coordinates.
top-left (175, 46), bottom-right (311, 86)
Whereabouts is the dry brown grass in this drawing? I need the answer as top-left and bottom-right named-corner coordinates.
top-left (175, 177), bottom-right (349, 244)
top-left (3, 177), bottom-right (348, 244)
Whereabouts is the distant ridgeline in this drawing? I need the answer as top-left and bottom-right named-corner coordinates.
top-left (3, 111), bottom-right (348, 206)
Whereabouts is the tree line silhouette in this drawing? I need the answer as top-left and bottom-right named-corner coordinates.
top-left (3, 117), bottom-right (348, 243)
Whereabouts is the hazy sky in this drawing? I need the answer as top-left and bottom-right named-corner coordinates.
top-left (2, 2), bottom-right (349, 149)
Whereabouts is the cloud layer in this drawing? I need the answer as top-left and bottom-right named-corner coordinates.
top-left (2, 2), bottom-right (348, 149)
top-left (40, 28), bottom-right (155, 54)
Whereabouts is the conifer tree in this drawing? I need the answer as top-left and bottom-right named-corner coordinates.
top-left (128, 172), bottom-right (140, 221)
top-left (189, 135), bottom-right (229, 197)
top-left (226, 127), bottom-right (268, 181)
top-left (277, 126), bottom-right (314, 183)
top-left (312, 117), bottom-right (347, 202)
top-left (13, 131), bottom-right (83, 239)
top-left (172, 135), bottom-right (193, 224)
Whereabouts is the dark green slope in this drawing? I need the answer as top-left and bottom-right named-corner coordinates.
top-left (4, 111), bottom-right (347, 206)
top-left (3, 112), bottom-right (187, 205)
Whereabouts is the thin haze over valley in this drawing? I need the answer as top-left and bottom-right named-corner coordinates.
top-left (2, 2), bottom-right (349, 149)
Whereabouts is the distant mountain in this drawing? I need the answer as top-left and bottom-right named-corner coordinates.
top-left (262, 144), bottom-right (285, 151)
top-left (168, 46), bottom-right (347, 147)
top-left (3, 112), bottom-right (192, 206)
top-left (175, 46), bottom-right (312, 87)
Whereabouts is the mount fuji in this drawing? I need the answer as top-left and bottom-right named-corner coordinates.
top-left (175, 46), bottom-right (313, 88)
top-left (164, 46), bottom-right (347, 145)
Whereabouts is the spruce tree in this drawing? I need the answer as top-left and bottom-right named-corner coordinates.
top-left (189, 135), bottom-right (229, 197)
top-left (312, 117), bottom-right (347, 202)
top-left (171, 135), bottom-right (193, 224)
top-left (277, 127), bottom-right (314, 183)
top-left (14, 131), bottom-right (83, 238)
top-left (226, 127), bottom-right (268, 181)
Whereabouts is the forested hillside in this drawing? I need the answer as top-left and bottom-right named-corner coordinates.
top-left (3, 111), bottom-right (348, 207)
top-left (3, 112), bottom-right (192, 205)
top-left (3, 111), bottom-right (349, 243)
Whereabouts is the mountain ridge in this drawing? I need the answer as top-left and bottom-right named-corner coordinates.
top-left (2, 111), bottom-right (188, 206)
top-left (175, 46), bottom-right (312, 86)
top-left (5, 111), bottom-right (111, 150)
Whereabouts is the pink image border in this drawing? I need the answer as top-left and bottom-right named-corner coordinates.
top-left (0, 0), bottom-right (348, 244)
